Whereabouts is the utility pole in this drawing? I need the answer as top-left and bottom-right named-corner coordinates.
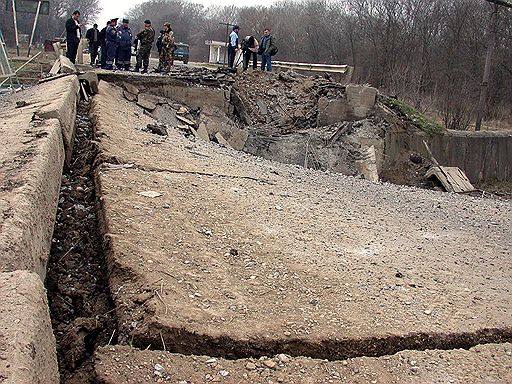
top-left (476, 0), bottom-right (512, 131)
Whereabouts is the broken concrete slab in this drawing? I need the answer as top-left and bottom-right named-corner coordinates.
top-left (49, 59), bottom-right (60, 75)
top-left (95, 343), bottom-right (512, 384)
top-left (0, 77), bottom-right (79, 278)
top-left (176, 114), bottom-right (196, 126)
top-left (92, 84), bottom-right (512, 360)
top-left (78, 71), bottom-right (99, 94)
top-left (59, 54), bottom-right (77, 73)
top-left (123, 81), bottom-right (139, 95)
top-left (197, 122), bottom-right (210, 141)
top-left (0, 271), bottom-right (59, 384)
top-left (214, 132), bottom-right (231, 147)
top-left (346, 84), bottom-right (378, 119)
top-left (123, 90), bottom-right (137, 102)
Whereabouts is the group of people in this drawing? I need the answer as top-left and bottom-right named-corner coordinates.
top-left (66, 11), bottom-right (277, 74)
top-left (65, 10), bottom-right (177, 73)
top-left (229, 26), bottom-right (278, 72)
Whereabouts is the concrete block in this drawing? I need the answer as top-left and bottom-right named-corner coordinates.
top-left (0, 271), bottom-right (59, 384)
top-left (78, 71), bottom-right (99, 94)
top-left (59, 55), bottom-right (76, 73)
top-left (0, 119), bottom-right (65, 278)
top-left (36, 76), bottom-right (80, 164)
top-left (197, 122), bottom-right (210, 141)
top-left (346, 85), bottom-right (377, 119)
top-left (317, 97), bottom-right (350, 126)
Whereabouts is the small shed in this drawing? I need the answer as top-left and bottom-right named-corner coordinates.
top-left (205, 40), bottom-right (241, 65)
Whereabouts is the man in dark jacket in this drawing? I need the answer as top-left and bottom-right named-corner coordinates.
top-left (116, 18), bottom-right (133, 70)
top-left (85, 23), bottom-right (99, 66)
top-left (98, 21), bottom-right (111, 69)
top-left (105, 18), bottom-right (118, 70)
top-left (65, 10), bottom-right (81, 64)
top-left (260, 28), bottom-right (276, 72)
top-left (134, 19), bottom-right (155, 73)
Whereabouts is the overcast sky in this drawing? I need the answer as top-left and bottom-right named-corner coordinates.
top-left (96, 0), bottom-right (266, 25)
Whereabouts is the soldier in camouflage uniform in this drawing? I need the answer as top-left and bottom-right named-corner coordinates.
top-left (157, 23), bottom-right (176, 73)
top-left (134, 19), bottom-right (155, 74)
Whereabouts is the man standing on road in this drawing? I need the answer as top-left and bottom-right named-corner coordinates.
top-left (105, 18), bottom-right (118, 70)
top-left (116, 18), bottom-right (133, 71)
top-left (260, 28), bottom-right (276, 72)
top-left (228, 25), bottom-right (239, 69)
top-left (134, 20), bottom-right (155, 74)
top-left (98, 21), bottom-right (111, 69)
top-left (157, 23), bottom-right (175, 73)
top-left (85, 23), bottom-right (99, 66)
top-left (65, 10), bottom-right (81, 64)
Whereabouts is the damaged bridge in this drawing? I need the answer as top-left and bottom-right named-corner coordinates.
top-left (0, 64), bottom-right (511, 383)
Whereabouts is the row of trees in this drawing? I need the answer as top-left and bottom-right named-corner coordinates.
top-left (1, 0), bottom-right (510, 130)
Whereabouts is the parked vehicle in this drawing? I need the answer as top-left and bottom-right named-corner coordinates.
top-left (173, 43), bottom-right (189, 64)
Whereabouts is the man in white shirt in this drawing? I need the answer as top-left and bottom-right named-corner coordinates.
top-left (228, 25), bottom-right (239, 69)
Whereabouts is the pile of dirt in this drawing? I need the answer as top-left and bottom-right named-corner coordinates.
top-left (47, 100), bottom-right (117, 383)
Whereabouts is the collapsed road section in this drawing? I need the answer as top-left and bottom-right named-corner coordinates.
top-left (0, 67), bottom-right (511, 383)
top-left (88, 79), bottom-right (511, 381)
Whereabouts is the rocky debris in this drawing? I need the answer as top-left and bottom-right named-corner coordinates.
top-left (143, 123), bottom-right (167, 136)
top-left (123, 82), bottom-right (139, 96)
top-left (49, 55), bottom-right (77, 75)
top-left (136, 94), bottom-right (158, 111)
top-left (123, 90), bottom-right (137, 102)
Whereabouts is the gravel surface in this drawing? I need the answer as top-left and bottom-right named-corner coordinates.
top-left (94, 343), bottom-right (512, 383)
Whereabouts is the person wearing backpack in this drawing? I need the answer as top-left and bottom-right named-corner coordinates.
top-left (259, 28), bottom-right (277, 72)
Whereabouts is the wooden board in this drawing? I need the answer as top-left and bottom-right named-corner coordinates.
top-left (425, 166), bottom-right (475, 193)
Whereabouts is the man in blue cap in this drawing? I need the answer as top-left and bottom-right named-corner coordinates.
top-left (105, 18), bottom-right (118, 70)
top-left (116, 18), bottom-right (133, 70)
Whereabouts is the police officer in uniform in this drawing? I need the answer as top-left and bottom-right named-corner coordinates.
top-left (134, 19), bottom-right (155, 73)
top-left (105, 18), bottom-right (118, 70)
top-left (116, 18), bottom-right (133, 70)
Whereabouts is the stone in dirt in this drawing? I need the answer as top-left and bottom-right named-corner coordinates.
top-left (123, 90), bottom-right (137, 102)
top-left (144, 123), bottom-right (167, 136)
top-left (136, 96), bottom-right (157, 111)
top-left (123, 82), bottom-right (139, 95)
top-left (215, 132), bottom-right (231, 147)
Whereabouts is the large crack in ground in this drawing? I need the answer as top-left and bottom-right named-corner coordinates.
top-left (46, 100), bottom-right (118, 383)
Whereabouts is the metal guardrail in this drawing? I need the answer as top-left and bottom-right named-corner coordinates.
top-left (271, 61), bottom-right (354, 83)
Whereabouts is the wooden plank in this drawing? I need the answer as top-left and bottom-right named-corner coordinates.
top-left (426, 166), bottom-right (475, 193)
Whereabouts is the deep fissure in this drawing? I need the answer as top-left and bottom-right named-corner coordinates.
top-left (46, 100), bottom-right (118, 383)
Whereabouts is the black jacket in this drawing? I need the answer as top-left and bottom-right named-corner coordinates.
top-left (98, 27), bottom-right (107, 46)
top-left (66, 17), bottom-right (81, 44)
top-left (86, 27), bottom-right (99, 44)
